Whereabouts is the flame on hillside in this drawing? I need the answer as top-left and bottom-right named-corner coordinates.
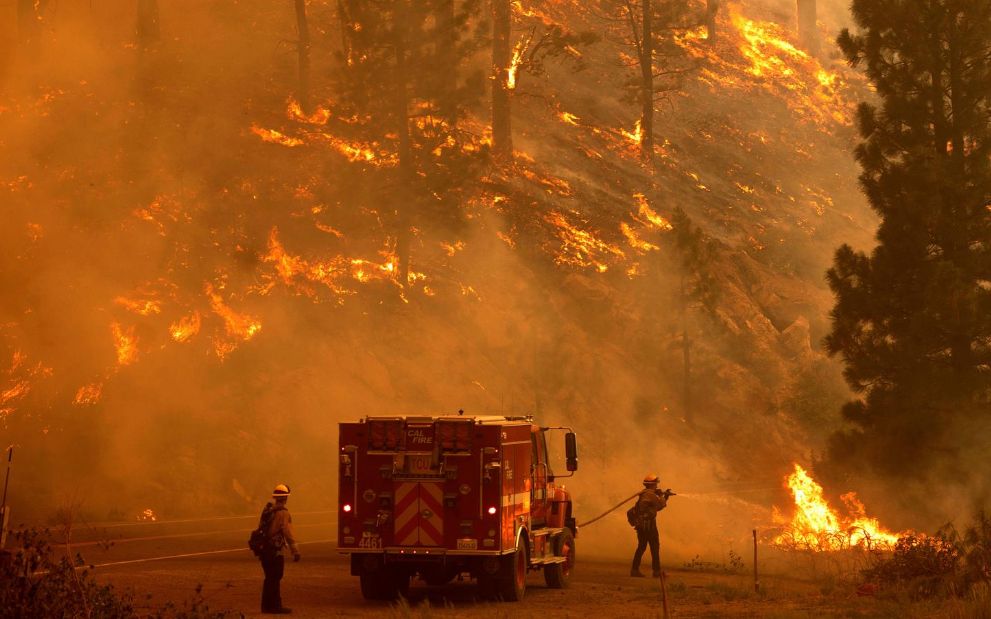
top-left (73, 382), bottom-right (103, 406)
top-left (205, 284), bottom-right (261, 358)
top-left (111, 322), bottom-right (138, 367)
top-left (544, 211), bottom-right (625, 272)
top-left (250, 125), bottom-right (304, 147)
top-left (773, 464), bottom-right (905, 551)
top-left (287, 97), bottom-right (331, 125)
top-left (170, 313), bottom-right (202, 343)
top-left (677, 6), bottom-right (856, 131)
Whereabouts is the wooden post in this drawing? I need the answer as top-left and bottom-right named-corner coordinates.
top-left (753, 529), bottom-right (760, 593)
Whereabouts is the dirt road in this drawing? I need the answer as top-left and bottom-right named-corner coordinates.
top-left (69, 512), bottom-right (894, 618)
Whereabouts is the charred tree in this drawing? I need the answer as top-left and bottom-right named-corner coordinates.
top-left (796, 0), bottom-right (818, 56)
top-left (705, 0), bottom-right (719, 43)
top-left (491, 0), bottom-right (513, 160)
top-left (295, 0), bottom-right (312, 114)
top-left (337, 0), bottom-right (371, 108)
top-left (826, 0), bottom-right (991, 476)
top-left (639, 0), bottom-right (654, 163)
top-left (434, 0), bottom-right (458, 125)
top-left (597, 0), bottom-right (695, 165)
top-left (671, 207), bottom-right (717, 427)
top-left (393, 0), bottom-right (414, 287)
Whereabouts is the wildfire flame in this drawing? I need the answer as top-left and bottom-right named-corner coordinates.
top-left (676, 6), bottom-right (857, 131)
top-left (507, 36), bottom-right (529, 90)
top-left (73, 382), bottom-right (103, 406)
top-left (287, 97), bottom-right (331, 125)
top-left (773, 464), bottom-right (904, 551)
top-left (111, 322), bottom-right (138, 367)
top-left (205, 284), bottom-right (261, 358)
top-left (620, 119), bottom-right (643, 146)
top-left (250, 125), bottom-right (304, 147)
top-left (169, 312), bottom-right (201, 343)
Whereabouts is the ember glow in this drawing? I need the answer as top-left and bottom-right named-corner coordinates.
top-left (773, 465), bottom-right (904, 551)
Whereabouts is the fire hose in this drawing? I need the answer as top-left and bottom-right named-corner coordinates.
top-left (577, 489), bottom-right (676, 528)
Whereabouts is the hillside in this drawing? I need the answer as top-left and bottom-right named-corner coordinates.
top-left (0, 0), bottom-right (882, 544)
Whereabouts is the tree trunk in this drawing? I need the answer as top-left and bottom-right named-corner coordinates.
top-left (337, 0), bottom-right (368, 107)
top-left (436, 0), bottom-right (458, 126)
top-left (136, 0), bottom-right (160, 49)
top-left (394, 0), bottom-right (413, 286)
top-left (796, 0), bottom-right (818, 56)
top-left (491, 0), bottom-right (513, 160)
top-left (640, 0), bottom-right (654, 164)
top-left (680, 275), bottom-right (693, 425)
top-left (705, 0), bottom-right (719, 43)
top-left (295, 0), bottom-right (311, 114)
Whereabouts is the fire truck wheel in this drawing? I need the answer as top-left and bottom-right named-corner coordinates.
top-left (544, 529), bottom-right (575, 589)
top-left (499, 537), bottom-right (528, 601)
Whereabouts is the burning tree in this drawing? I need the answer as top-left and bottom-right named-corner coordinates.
top-left (825, 1), bottom-right (991, 477)
top-left (592, 0), bottom-right (700, 164)
top-left (333, 0), bottom-right (487, 283)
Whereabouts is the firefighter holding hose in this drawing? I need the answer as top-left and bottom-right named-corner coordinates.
top-left (630, 473), bottom-right (672, 578)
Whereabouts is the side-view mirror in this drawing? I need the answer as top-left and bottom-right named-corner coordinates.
top-left (565, 432), bottom-right (578, 472)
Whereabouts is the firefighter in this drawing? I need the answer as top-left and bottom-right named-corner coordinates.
top-left (260, 484), bottom-right (301, 614)
top-left (630, 473), bottom-right (667, 578)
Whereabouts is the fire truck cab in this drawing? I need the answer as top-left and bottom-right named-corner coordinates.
top-left (337, 413), bottom-right (578, 601)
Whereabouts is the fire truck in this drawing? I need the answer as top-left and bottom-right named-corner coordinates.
top-left (337, 413), bottom-right (579, 601)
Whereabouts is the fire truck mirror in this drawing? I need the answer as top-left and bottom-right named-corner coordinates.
top-left (565, 432), bottom-right (578, 471)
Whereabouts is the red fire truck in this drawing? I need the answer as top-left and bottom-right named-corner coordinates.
top-left (337, 413), bottom-right (579, 601)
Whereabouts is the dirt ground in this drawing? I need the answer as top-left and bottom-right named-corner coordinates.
top-left (88, 540), bottom-right (925, 618)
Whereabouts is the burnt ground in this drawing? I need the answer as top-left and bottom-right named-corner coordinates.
top-left (77, 514), bottom-right (937, 618)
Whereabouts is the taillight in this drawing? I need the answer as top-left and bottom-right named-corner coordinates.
top-left (487, 506), bottom-right (497, 515)
top-left (343, 504), bottom-right (352, 513)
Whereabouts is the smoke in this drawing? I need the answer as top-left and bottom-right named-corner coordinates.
top-left (4, 0), bottom-right (955, 571)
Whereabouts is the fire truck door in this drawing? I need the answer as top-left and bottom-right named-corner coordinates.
top-left (394, 481), bottom-right (445, 546)
top-left (530, 430), bottom-right (549, 525)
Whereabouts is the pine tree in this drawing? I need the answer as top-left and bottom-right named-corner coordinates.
top-left (825, 0), bottom-right (991, 475)
top-left (332, 0), bottom-right (486, 285)
top-left (595, 0), bottom-right (698, 164)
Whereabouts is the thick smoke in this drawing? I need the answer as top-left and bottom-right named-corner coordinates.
top-left (3, 0), bottom-right (961, 567)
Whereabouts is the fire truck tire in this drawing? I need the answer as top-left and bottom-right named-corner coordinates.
top-left (544, 529), bottom-right (575, 589)
top-left (499, 537), bottom-right (528, 601)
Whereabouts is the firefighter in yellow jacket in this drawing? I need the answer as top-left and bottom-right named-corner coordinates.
top-left (631, 473), bottom-right (668, 578)
top-left (261, 484), bottom-right (301, 614)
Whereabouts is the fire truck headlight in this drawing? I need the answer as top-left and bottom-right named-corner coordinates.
top-left (487, 506), bottom-right (497, 515)
top-left (343, 504), bottom-right (353, 513)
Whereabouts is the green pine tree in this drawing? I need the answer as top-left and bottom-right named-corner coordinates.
top-left (825, 0), bottom-right (991, 476)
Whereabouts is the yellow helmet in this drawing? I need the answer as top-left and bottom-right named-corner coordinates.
top-left (272, 484), bottom-right (291, 498)
top-left (643, 473), bottom-right (659, 485)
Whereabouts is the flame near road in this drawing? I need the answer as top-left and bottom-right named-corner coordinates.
top-left (773, 464), bottom-right (905, 551)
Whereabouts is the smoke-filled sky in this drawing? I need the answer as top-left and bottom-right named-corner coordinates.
top-left (2, 0), bottom-right (958, 554)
